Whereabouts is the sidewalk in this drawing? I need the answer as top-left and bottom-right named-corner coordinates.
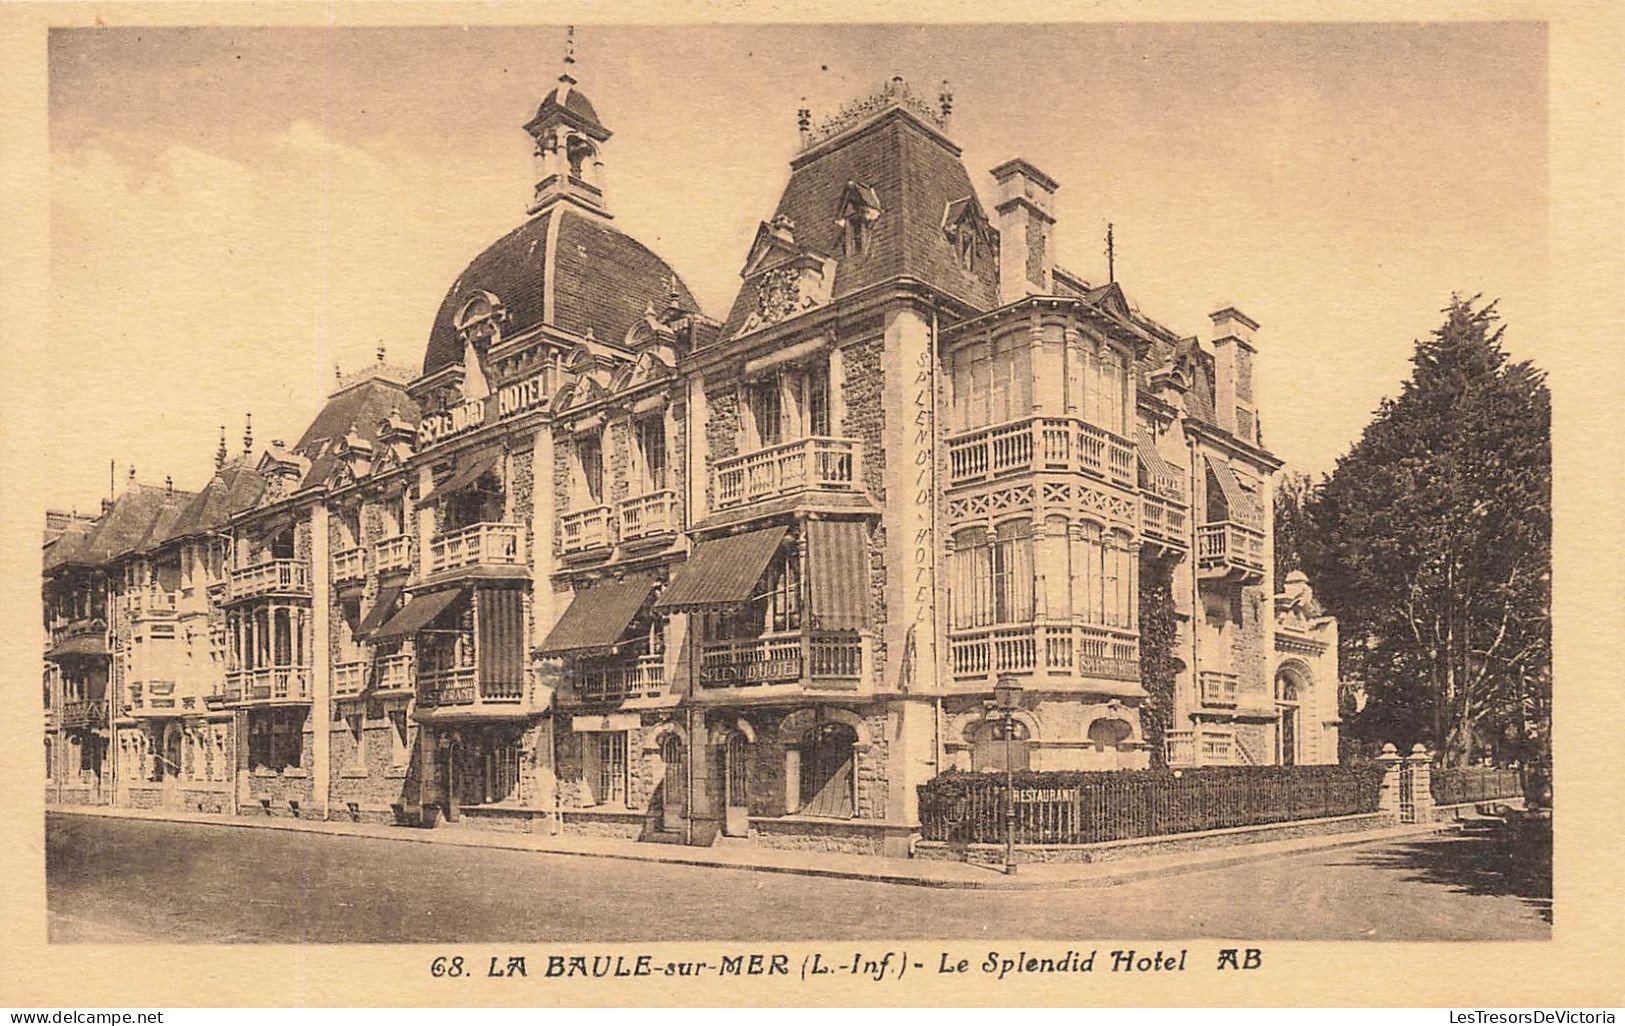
top-left (47, 803), bottom-right (1457, 890)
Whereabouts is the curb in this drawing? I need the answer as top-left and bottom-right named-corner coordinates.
top-left (45, 804), bottom-right (1458, 891)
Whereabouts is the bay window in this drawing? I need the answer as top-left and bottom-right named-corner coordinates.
top-left (951, 520), bottom-right (1035, 628)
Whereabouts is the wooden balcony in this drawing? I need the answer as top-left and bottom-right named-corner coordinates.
top-left (332, 659), bottom-right (369, 698)
top-left (429, 522), bottom-right (525, 575)
top-left (48, 617), bottom-right (108, 658)
top-left (373, 653), bottom-right (415, 696)
top-left (372, 535), bottom-right (412, 575)
top-left (127, 589), bottom-right (178, 620)
top-left (226, 560), bottom-right (312, 603)
top-left (949, 621), bottom-right (1140, 685)
top-left (332, 546), bottom-right (367, 585)
top-left (1197, 521), bottom-right (1266, 583)
top-left (1141, 491), bottom-right (1190, 554)
top-left (578, 654), bottom-right (666, 704)
top-left (60, 698), bottom-right (106, 729)
top-left (1198, 669), bottom-right (1239, 708)
top-left (699, 633), bottom-right (864, 691)
top-left (713, 436), bottom-right (860, 510)
top-left (946, 416), bottom-right (1136, 491)
top-left (617, 489), bottom-right (680, 543)
top-left (559, 505), bottom-right (614, 555)
top-left (225, 666), bottom-right (312, 705)
top-left (416, 667), bottom-right (540, 717)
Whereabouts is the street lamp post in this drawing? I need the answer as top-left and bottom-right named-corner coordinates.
top-left (992, 674), bottom-right (1023, 876)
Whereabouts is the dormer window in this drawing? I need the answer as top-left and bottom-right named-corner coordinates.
top-left (454, 291), bottom-right (506, 351)
top-left (943, 195), bottom-right (991, 274)
top-left (952, 225), bottom-right (976, 270)
top-left (835, 181), bottom-right (881, 259)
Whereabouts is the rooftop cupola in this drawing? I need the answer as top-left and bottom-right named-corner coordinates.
top-left (524, 29), bottom-right (612, 217)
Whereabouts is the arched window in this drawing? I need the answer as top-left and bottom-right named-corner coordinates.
top-left (970, 717), bottom-right (1030, 772)
top-left (796, 722), bottom-right (856, 819)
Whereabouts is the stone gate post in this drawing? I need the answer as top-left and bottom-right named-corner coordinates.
top-left (1406, 744), bottom-right (1434, 822)
top-left (1376, 742), bottom-right (1403, 822)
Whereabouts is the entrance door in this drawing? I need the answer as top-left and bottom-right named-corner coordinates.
top-left (162, 724), bottom-right (183, 804)
top-left (660, 735), bottom-right (686, 831)
top-left (723, 733), bottom-right (749, 836)
top-left (797, 722), bottom-right (856, 819)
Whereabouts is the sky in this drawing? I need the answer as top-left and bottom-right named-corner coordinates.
top-left (45, 22), bottom-right (1548, 513)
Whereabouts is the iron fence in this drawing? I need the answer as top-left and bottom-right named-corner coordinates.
top-left (918, 765), bottom-right (1387, 846)
top-left (1429, 765), bottom-right (1523, 806)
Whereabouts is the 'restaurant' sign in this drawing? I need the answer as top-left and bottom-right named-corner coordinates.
top-left (418, 371), bottom-right (549, 447)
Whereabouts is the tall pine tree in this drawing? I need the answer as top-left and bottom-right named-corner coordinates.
top-left (1303, 295), bottom-right (1550, 769)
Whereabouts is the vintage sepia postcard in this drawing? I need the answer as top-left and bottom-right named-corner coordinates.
top-left (1, 1), bottom-right (1621, 1010)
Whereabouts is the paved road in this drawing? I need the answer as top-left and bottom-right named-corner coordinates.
top-left (45, 813), bottom-right (1550, 943)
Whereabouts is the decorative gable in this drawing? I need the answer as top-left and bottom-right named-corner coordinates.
top-left (731, 214), bottom-right (838, 340)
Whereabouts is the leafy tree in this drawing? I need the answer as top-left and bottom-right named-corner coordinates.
top-left (1273, 470), bottom-right (1318, 584)
top-left (1302, 295), bottom-right (1550, 770)
top-left (1137, 554), bottom-right (1179, 767)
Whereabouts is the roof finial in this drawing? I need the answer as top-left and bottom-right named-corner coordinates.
top-left (243, 412), bottom-right (253, 455)
top-left (335, 362), bottom-right (342, 383)
top-left (128, 464), bottom-right (136, 483)
top-left (376, 342), bottom-right (386, 364)
top-left (216, 425), bottom-right (228, 470)
top-left (797, 99), bottom-right (812, 147)
top-left (565, 25), bottom-right (576, 67)
top-left (938, 79), bottom-right (954, 127)
top-left (1105, 222), bottom-right (1115, 284)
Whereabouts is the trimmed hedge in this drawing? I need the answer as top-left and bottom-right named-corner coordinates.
top-left (918, 763), bottom-right (1388, 845)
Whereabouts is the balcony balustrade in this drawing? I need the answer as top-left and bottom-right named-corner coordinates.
top-left (698, 633), bottom-right (864, 689)
top-left (332, 546), bottom-right (367, 585)
top-left (373, 653), bottom-right (415, 695)
top-left (127, 589), bottom-right (179, 620)
top-left (947, 417), bottom-right (1136, 491)
top-left (225, 665), bottom-right (312, 704)
top-left (578, 654), bottom-right (666, 703)
top-left (949, 621), bottom-right (1140, 684)
top-left (1164, 730), bottom-right (1196, 767)
top-left (372, 534), bottom-right (412, 574)
top-left (332, 659), bottom-right (369, 698)
top-left (713, 436), bottom-right (860, 510)
top-left (50, 617), bottom-right (107, 650)
top-left (60, 699), bottom-right (105, 729)
top-left (417, 667), bottom-right (531, 710)
top-left (429, 522), bottom-right (525, 574)
top-left (1141, 491), bottom-right (1190, 551)
top-left (617, 489), bottom-right (680, 543)
top-left (559, 505), bottom-right (614, 555)
top-left (1196, 521), bottom-right (1266, 580)
top-left (1198, 669), bottom-right (1240, 708)
top-left (227, 560), bottom-right (312, 602)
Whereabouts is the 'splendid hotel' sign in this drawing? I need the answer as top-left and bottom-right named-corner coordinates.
top-left (418, 371), bottom-right (549, 447)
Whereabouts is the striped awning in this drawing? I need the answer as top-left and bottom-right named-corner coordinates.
top-left (540, 575), bottom-right (657, 654)
top-left (477, 587), bottom-right (526, 690)
top-left (354, 585), bottom-right (403, 642)
top-left (371, 588), bottom-right (464, 642)
top-left (417, 447), bottom-right (502, 505)
top-left (654, 526), bottom-right (788, 612)
top-left (807, 520), bottom-right (870, 631)
top-left (1137, 429), bottom-right (1184, 497)
top-left (1206, 456), bottom-right (1263, 526)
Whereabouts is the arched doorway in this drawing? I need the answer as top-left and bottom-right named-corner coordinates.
top-left (795, 722), bottom-right (856, 819)
top-left (1275, 671), bottom-right (1303, 766)
top-left (660, 734), bottom-right (686, 832)
top-left (970, 718), bottom-right (1030, 773)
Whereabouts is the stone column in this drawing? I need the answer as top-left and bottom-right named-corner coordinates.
top-left (1376, 742), bottom-right (1404, 821)
top-left (309, 503), bottom-right (331, 820)
top-left (1406, 744), bottom-right (1434, 822)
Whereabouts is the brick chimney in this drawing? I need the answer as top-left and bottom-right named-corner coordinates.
top-left (1209, 307), bottom-right (1260, 444)
top-left (990, 159), bottom-right (1058, 304)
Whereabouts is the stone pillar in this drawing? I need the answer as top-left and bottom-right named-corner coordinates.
top-left (1406, 744), bottom-right (1434, 822)
top-left (530, 426), bottom-right (558, 642)
top-left (685, 710), bottom-right (718, 845)
top-left (1376, 742), bottom-right (1404, 821)
top-left (880, 304), bottom-right (940, 694)
top-left (309, 504), bottom-right (331, 820)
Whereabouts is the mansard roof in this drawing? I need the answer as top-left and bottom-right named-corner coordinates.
top-left (719, 109), bottom-right (999, 338)
top-left (423, 207), bottom-right (702, 378)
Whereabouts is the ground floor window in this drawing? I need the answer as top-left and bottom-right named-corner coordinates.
top-left (796, 722), bottom-right (856, 819)
top-left (725, 733), bottom-right (748, 808)
top-left (660, 735), bottom-right (685, 811)
top-left (589, 732), bottom-right (627, 807)
top-left (970, 718), bottom-right (1031, 773)
top-left (486, 739), bottom-right (520, 804)
top-left (249, 709), bottom-right (304, 772)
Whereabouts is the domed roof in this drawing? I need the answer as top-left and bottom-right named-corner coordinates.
top-left (423, 206), bottom-right (703, 377)
top-left (524, 74), bottom-right (610, 141)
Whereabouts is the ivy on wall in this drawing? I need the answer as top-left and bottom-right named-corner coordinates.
top-left (1138, 553), bottom-right (1179, 768)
